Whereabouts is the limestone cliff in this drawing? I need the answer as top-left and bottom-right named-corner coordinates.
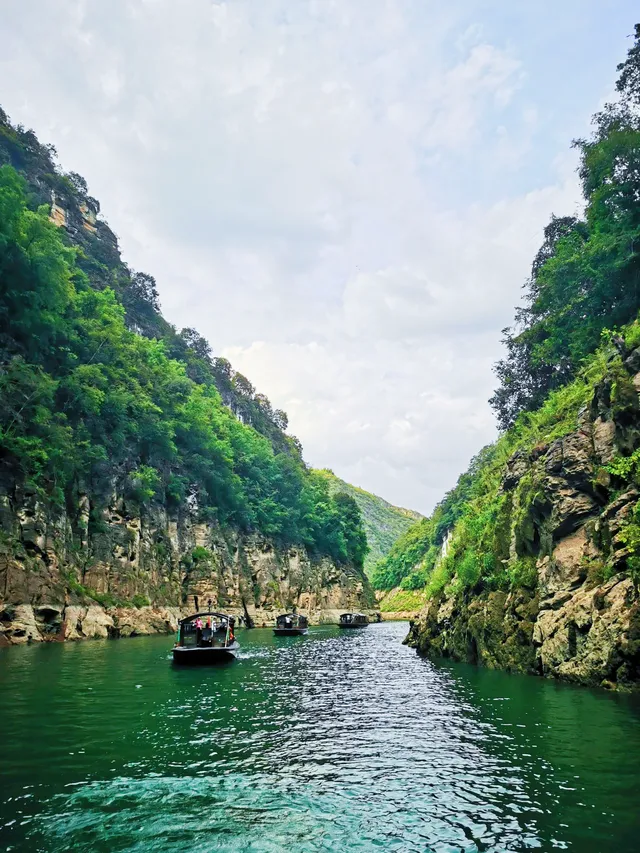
top-left (407, 346), bottom-right (640, 690)
top-left (0, 486), bottom-right (372, 645)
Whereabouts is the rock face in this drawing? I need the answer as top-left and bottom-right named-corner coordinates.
top-left (408, 353), bottom-right (640, 691)
top-left (0, 488), bottom-right (372, 645)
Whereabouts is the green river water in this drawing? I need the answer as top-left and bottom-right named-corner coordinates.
top-left (1, 621), bottom-right (639, 852)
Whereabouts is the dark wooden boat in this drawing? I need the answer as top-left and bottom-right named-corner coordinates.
top-left (273, 612), bottom-right (309, 636)
top-left (339, 612), bottom-right (369, 629)
top-left (172, 612), bottom-right (239, 664)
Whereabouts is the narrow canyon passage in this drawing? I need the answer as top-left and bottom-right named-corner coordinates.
top-left (1, 623), bottom-right (639, 852)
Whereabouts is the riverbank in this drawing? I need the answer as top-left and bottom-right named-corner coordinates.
top-left (0, 602), bottom-right (383, 645)
top-left (374, 586), bottom-right (427, 622)
top-left (0, 494), bottom-right (373, 646)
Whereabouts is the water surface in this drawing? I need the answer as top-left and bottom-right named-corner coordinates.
top-left (1, 622), bottom-right (639, 852)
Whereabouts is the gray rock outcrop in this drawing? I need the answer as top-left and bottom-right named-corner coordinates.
top-left (407, 352), bottom-right (640, 690)
top-left (0, 486), bottom-right (372, 645)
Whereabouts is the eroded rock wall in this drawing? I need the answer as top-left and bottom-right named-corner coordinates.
top-left (0, 488), bottom-right (371, 645)
top-left (407, 352), bottom-right (640, 690)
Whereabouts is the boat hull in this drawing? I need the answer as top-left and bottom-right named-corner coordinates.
top-left (338, 623), bottom-right (368, 629)
top-left (172, 643), bottom-right (239, 665)
top-left (273, 628), bottom-right (308, 636)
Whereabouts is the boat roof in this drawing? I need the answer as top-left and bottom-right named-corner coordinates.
top-left (277, 612), bottom-right (304, 618)
top-left (179, 611), bottom-right (235, 624)
top-left (340, 612), bottom-right (366, 617)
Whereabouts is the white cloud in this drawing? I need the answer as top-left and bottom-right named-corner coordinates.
top-left (1, 0), bottom-right (621, 513)
top-left (223, 161), bottom-right (581, 511)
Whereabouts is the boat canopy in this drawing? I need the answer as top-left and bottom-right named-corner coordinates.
top-left (276, 613), bottom-right (308, 626)
top-left (339, 612), bottom-right (369, 625)
top-left (177, 611), bottom-right (237, 650)
top-left (179, 611), bottom-right (235, 625)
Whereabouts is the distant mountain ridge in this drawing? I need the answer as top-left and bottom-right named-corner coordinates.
top-left (314, 470), bottom-right (423, 578)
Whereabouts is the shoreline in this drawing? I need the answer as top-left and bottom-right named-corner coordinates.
top-left (0, 603), bottom-right (387, 646)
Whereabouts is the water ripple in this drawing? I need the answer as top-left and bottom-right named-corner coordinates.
top-left (1, 623), bottom-right (639, 852)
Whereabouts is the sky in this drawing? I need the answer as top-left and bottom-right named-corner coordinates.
top-left (1, 1), bottom-right (637, 514)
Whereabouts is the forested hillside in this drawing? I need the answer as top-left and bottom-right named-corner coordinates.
top-left (313, 469), bottom-right (422, 577)
top-left (389, 26), bottom-right (640, 688)
top-left (0, 108), bottom-right (369, 608)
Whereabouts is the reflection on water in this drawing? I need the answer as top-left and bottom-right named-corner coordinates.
top-left (1, 623), bottom-right (639, 852)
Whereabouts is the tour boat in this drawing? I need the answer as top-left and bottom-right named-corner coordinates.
top-left (339, 612), bottom-right (369, 629)
top-left (172, 611), bottom-right (239, 664)
top-left (273, 612), bottom-right (309, 636)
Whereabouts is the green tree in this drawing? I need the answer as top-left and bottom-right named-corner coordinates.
top-left (490, 25), bottom-right (640, 429)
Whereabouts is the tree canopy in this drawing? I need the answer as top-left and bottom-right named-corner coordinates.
top-left (490, 24), bottom-right (640, 429)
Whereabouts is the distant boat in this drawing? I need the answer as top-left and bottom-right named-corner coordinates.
top-left (273, 612), bottom-right (309, 636)
top-left (339, 612), bottom-right (369, 629)
top-left (172, 612), bottom-right (239, 664)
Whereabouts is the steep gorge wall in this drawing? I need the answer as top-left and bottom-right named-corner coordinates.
top-left (408, 350), bottom-right (640, 690)
top-left (0, 486), bottom-right (371, 646)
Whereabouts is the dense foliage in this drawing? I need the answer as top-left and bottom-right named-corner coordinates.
top-left (0, 108), bottom-right (296, 458)
top-left (314, 469), bottom-right (421, 577)
top-left (370, 446), bottom-right (494, 591)
top-left (490, 24), bottom-right (640, 430)
top-left (0, 164), bottom-right (367, 567)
